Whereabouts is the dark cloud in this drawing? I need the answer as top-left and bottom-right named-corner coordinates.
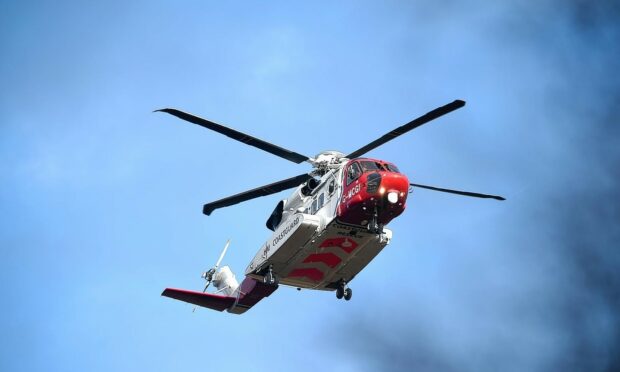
top-left (542, 2), bottom-right (620, 369)
top-left (326, 1), bottom-right (620, 371)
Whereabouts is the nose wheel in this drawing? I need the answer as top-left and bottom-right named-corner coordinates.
top-left (336, 280), bottom-right (353, 301)
top-left (367, 209), bottom-right (384, 234)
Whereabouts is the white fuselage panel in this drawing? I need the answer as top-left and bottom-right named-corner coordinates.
top-left (247, 213), bottom-right (392, 290)
top-left (246, 213), bottom-right (322, 276)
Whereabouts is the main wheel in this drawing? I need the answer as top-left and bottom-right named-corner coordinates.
top-left (344, 288), bottom-right (352, 301)
top-left (336, 286), bottom-right (344, 299)
top-left (263, 272), bottom-right (273, 285)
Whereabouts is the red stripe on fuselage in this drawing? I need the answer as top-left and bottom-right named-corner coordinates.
top-left (303, 252), bottom-right (342, 268)
top-left (319, 237), bottom-right (358, 253)
top-left (287, 268), bottom-right (324, 282)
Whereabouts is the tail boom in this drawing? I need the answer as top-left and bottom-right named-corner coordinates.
top-left (162, 276), bottom-right (278, 314)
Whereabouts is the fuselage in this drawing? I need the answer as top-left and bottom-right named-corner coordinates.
top-left (267, 156), bottom-right (410, 231)
top-left (244, 154), bottom-right (410, 291)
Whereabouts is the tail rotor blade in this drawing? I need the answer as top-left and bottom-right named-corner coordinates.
top-left (193, 240), bottom-right (230, 312)
top-left (410, 182), bottom-right (505, 201)
top-left (214, 239), bottom-right (231, 270)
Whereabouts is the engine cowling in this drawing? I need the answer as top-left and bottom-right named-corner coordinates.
top-left (300, 178), bottom-right (319, 196)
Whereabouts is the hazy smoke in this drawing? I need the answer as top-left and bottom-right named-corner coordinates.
top-left (325, 1), bottom-right (620, 371)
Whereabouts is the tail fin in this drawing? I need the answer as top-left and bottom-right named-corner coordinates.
top-left (162, 265), bottom-right (239, 312)
top-left (162, 266), bottom-right (278, 314)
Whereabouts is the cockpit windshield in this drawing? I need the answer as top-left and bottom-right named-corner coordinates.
top-left (386, 163), bottom-right (400, 173)
top-left (357, 160), bottom-right (400, 173)
top-left (360, 161), bottom-right (381, 172)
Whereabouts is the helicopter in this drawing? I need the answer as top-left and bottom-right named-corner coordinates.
top-left (158, 99), bottom-right (504, 314)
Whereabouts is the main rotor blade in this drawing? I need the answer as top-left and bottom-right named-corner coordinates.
top-left (156, 108), bottom-right (310, 164)
top-left (410, 182), bottom-right (505, 201)
top-left (346, 100), bottom-right (466, 159)
top-left (203, 173), bottom-right (313, 215)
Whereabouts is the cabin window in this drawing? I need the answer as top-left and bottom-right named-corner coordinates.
top-left (318, 193), bottom-right (324, 210)
top-left (346, 162), bottom-right (362, 185)
top-left (328, 179), bottom-right (335, 195)
top-left (311, 198), bottom-right (318, 214)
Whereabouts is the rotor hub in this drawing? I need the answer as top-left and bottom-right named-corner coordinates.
top-left (311, 151), bottom-right (347, 173)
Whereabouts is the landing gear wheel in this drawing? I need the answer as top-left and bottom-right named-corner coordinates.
top-left (336, 286), bottom-right (344, 299)
top-left (263, 266), bottom-right (279, 286)
top-left (263, 271), bottom-right (279, 285)
top-left (344, 288), bottom-right (352, 301)
top-left (336, 280), bottom-right (349, 300)
top-left (367, 209), bottom-right (383, 234)
top-left (367, 221), bottom-right (378, 233)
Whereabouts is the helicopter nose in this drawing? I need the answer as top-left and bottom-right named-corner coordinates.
top-left (377, 172), bottom-right (409, 201)
top-left (375, 172), bottom-right (409, 224)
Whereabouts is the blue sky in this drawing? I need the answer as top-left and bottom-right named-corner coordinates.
top-left (1, 1), bottom-right (619, 371)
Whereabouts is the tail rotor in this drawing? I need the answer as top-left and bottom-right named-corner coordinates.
top-left (193, 239), bottom-right (231, 312)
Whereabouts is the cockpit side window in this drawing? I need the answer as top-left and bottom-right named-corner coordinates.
top-left (346, 162), bottom-right (362, 185)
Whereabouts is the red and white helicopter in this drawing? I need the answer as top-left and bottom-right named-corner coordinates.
top-left (158, 100), bottom-right (504, 314)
